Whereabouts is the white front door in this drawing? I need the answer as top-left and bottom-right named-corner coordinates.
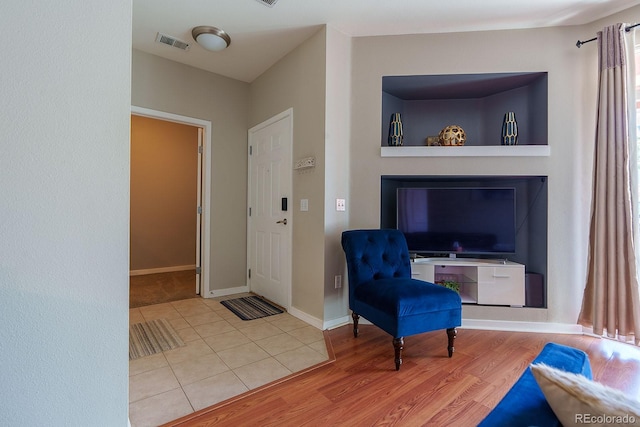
top-left (247, 109), bottom-right (292, 309)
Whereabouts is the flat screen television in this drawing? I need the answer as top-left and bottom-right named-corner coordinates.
top-left (396, 187), bottom-right (516, 256)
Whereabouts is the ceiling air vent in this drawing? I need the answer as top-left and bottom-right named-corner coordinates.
top-left (155, 32), bottom-right (190, 51)
top-left (255, 0), bottom-right (278, 7)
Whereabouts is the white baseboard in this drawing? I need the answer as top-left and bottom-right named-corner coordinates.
top-left (317, 316), bottom-right (583, 336)
top-left (204, 288), bottom-right (325, 330)
top-left (129, 265), bottom-right (195, 276)
top-left (461, 318), bottom-right (583, 334)
top-left (324, 315), bottom-right (351, 330)
top-left (207, 285), bottom-right (250, 298)
top-left (201, 287), bottom-right (326, 330)
top-left (325, 316), bottom-right (373, 330)
top-left (289, 306), bottom-right (323, 330)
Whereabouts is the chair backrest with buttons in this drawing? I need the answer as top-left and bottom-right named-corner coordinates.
top-left (341, 229), bottom-right (412, 305)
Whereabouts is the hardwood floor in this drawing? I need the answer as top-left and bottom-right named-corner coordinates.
top-left (163, 325), bottom-right (640, 427)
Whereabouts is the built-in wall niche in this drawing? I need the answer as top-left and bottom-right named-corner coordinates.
top-left (381, 72), bottom-right (548, 148)
top-left (380, 175), bottom-right (548, 308)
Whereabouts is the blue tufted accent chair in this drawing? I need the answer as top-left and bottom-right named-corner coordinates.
top-left (341, 229), bottom-right (462, 370)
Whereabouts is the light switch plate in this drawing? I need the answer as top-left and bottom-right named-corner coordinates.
top-left (300, 199), bottom-right (309, 211)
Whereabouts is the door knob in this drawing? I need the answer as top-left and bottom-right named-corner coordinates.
top-left (276, 218), bottom-right (287, 225)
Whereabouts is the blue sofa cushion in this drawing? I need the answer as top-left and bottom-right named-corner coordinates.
top-left (478, 342), bottom-right (592, 427)
top-left (354, 278), bottom-right (461, 316)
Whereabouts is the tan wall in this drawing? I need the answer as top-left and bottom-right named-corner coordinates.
top-left (250, 28), bottom-right (327, 320)
top-left (131, 50), bottom-right (250, 293)
top-left (347, 23), bottom-right (610, 326)
top-left (130, 115), bottom-right (198, 271)
top-left (323, 26), bottom-right (352, 324)
top-left (342, 6), bottom-right (640, 327)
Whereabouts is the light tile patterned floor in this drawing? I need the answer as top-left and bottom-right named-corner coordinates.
top-left (129, 296), bottom-right (328, 427)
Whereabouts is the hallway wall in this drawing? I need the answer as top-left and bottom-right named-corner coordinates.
top-left (130, 115), bottom-right (198, 272)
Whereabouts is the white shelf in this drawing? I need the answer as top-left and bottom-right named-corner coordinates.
top-left (459, 290), bottom-right (477, 304)
top-left (416, 257), bottom-right (516, 266)
top-left (380, 145), bottom-right (550, 158)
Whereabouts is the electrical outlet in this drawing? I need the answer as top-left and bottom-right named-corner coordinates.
top-left (336, 198), bottom-right (346, 211)
top-left (334, 275), bottom-right (342, 289)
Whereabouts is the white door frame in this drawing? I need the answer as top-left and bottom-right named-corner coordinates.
top-left (130, 105), bottom-right (212, 297)
top-left (247, 108), bottom-right (293, 310)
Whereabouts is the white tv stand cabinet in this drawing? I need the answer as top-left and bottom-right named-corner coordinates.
top-left (411, 257), bottom-right (525, 307)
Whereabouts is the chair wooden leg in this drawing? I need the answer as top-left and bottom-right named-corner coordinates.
top-left (352, 312), bottom-right (360, 338)
top-left (447, 327), bottom-right (457, 357)
top-left (393, 337), bottom-right (404, 371)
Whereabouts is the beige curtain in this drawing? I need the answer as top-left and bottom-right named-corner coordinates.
top-left (578, 23), bottom-right (640, 345)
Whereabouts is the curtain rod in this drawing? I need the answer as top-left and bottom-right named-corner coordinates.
top-left (576, 23), bottom-right (640, 48)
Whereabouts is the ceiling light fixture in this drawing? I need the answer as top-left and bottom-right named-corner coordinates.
top-left (192, 26), bottom-right (231, 52)
top-left (255, 0), bottom-right (279, 6)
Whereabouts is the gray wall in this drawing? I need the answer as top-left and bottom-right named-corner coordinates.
top-left (0, 1), bottom-right (131, 425)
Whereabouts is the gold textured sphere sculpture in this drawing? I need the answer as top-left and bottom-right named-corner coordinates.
top-left (438, 125), bottom-right (466, 146)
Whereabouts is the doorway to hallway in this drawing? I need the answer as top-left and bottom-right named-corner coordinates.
top-left (130, 106), bottom-right (212, 300)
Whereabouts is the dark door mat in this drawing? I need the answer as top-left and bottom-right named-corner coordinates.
top-left (221, 295), bottom-right (284, 320)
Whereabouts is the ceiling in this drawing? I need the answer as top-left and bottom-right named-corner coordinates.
top-left (132, 0), bottom-right (640, 83)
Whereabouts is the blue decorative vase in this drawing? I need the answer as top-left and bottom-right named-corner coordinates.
top-left (501, 112), bottom-right (518, 145)
top-left (388, 113), bottom-right (403, 146)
